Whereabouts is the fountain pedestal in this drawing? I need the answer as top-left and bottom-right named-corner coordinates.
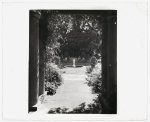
top-left (73, 58), bottom-right (76, 68)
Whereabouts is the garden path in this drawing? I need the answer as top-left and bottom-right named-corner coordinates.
top-left (34, 66), bottom-right (97, 114)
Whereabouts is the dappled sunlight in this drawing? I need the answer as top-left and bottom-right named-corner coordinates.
top-left (35, 66), bottom-right (99, 114)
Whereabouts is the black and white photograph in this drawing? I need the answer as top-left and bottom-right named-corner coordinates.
top-left (29, 10), bottom-right (117, 114)
top-left (1, 0), bottom-right (149, 121)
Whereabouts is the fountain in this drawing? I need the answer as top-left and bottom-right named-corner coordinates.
top-left (64, 57), bottom-right (83, 68)
top-left (73, 58), bottom-right (76, 67)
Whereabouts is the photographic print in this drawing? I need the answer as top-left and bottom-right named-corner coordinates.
top-left (28, 10), bottom-right (117, 114)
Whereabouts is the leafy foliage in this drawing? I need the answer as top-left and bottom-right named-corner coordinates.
top-left (45, 62), bottom-right (63, 95)
top-left (43, 12), bottom-right (103, 60)
top-left (47, 101), bottom-right (102, 114)
top-left (90, 56), bottom-right (97, 67)
top-left (86, 62), bottom-right (102, 94)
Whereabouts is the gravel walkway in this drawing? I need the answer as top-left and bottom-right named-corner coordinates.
top-left (34, 66), bottom-right (97, 114)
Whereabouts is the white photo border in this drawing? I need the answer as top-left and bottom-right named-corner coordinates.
top-left (1, 0), bottom-right (148, 121)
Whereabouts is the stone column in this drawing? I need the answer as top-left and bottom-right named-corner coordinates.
top-left (101, 11), bottom-right (117, 113)
top-left (107, 16), bottom-right (117, 93)
top-left (102, 14), bottom-right (117, 95)
top-left (38, 12), bottom-right (49, 96)
top-left (107, 15), bottom-right (117, 114)
top-left (102, 15), bottom-right (109, 94)
top-left (29, 10), bottom-right (41, 112)
top-left (39, 31), bottom-right (45, 96)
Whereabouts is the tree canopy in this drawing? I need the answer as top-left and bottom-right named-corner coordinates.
top-left (39, 10), bottom-right (103, 61)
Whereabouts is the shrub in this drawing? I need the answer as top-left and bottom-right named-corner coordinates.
top-left (47, 102), bottom-right (102, 114)
top-left (86, 66), bottom-right (93, 74)
top-left (53, 56), bottom-right (61, 66)
top-left (85, 61), bottom-right (103, 113)
top-left (86, 73), bottom-right (102, 94)
top-left (90, 56), bottom-right (97, 67)
top-left (45, 62), bottom-right (63, 95)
